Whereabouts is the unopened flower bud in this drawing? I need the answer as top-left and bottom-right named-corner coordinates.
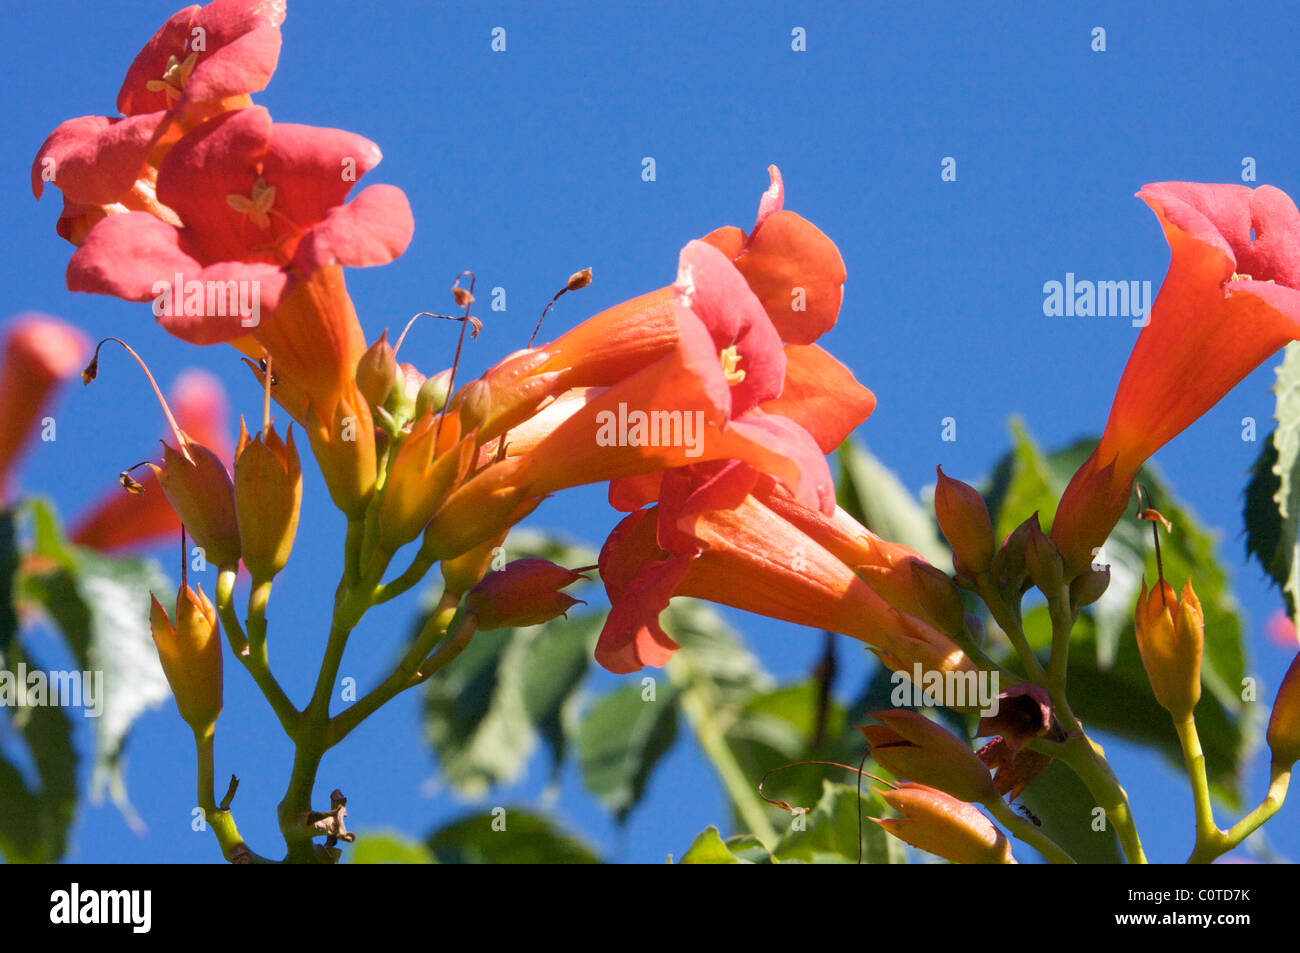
top-left (304, 383), bottom-right (376, 518)
top-left (457, 379), bottom-right (492, 433)
top-left (416, 368), bottom-right (453, 418)
top-left (1025, 515), bottom-right (1065, 595)
top-left (151, 440), bottom-right (240, 569)
top-left (377, 414), bottom-right (475, 552)
top-left (1070, 565), bottom-right (1111, 607)
top-left (1266, 652), bottom-right (1300, 769)
top-left (356, 332), bottom-right (398, 410)
top-left (860, 709), bottom-right (998, 803)
top-left (1134, 577), bottom-right (1203, 721)
top-left (934, 467), bottom-right (995, 577)
top-left (908, 559), bottom-right (965, 635)
top-left (422, 458), bottom-right (542, 562)
top-left (150, 584), bottom-right (222, 734)
top-left (872, 783), bottom-right (1014, 864)
top-left (465, 558), bottom-right (588, 630)
top-left (234, 421), bottom-right (302, 583)
top-left (990, 515), bottom-right (1035, 590)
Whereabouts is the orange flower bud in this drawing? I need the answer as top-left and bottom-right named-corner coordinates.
top-left (150, 439), bottom-right (240, 569)
top-left (860, 709), bottom-right (998, 803)
top-left (304, 381), bottom-right (376, 518)
top-left (377, 412), bottom-right (476, 552)
top-left (934, 467), bottom-right (995, 577)
top-left (990, 514), bottom-right (1034, 589)
top-left (1134, 577), bottom-right (1203, 721)
top-left (234, 420), bottom-right (301, 582)
top-left (356, 331), bottom-right (398, 409)
top-left (421, 458), bottom-right (543, 562)
top-left (872, 783), bottom-right (1014, 864)
top-left (457, 378), bottom-right (492, 435)
top-left (1267, 652), bottom-right (1300, 769)
top-left (908, 559), bottom-right (966, 635)
top-left (150, 584), bottom-right (222, 734)
top-left (464, 558), bottom-right (588, 630)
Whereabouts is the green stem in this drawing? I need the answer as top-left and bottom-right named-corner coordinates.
top-left (1045, 583), bottom-right (1076, 694)
top-left (194, 727), bottom-right (265, 863)
top-left (215, 567), bottom-right (300, 737)
top-left (1187, 764), bottom-right (1291, 864)
top-left (1055, 726), bottom-right (1147, 863)
top-left (979, 580), bottom-right (1047, 682)
top-left (671, 657), bottom-right (781, 849)
top-left (985, 795), bottom-right (1076, 864)
top-left (327, 595), bottom-right (461, 744)
top-left (1174, 715), bottom-right (1219, 850)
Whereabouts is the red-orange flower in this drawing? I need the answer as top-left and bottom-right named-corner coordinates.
top-left (508, 240), bottom-right (859, 513)
top-left (1053, 183), bottom-right (1300, 576)
top-left (0, 315), bottom-right (90, 497)
top-left (460, 166), bottom-right (851, 443)
top-left (31, 0), bottom-right (288, 245)
top-left (595, 462), bottom-right (975, 675)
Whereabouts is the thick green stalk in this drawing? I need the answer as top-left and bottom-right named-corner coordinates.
top-left (985, 795), bottom-right (1076, 864)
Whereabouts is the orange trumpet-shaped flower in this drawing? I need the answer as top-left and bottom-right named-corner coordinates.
top-left (596, 462), bottom-right (975, 676)
top-left (0, 314), bottom-right (90, 496)
top-left (303, 378), bottom-right (377, 519)
top-left (253, 265), bottom-right (368, 425)
top-left (459, 165), bottom-right (850, 442)
top-left (72, 368), bottom-right (232, 552)
top-left (509, 240), bottom-right (853, 514)
top-left (871, 783), bottom-right (1014, 865)
top-left (150, 582), bottom-right (223, 735)
top-left (1052, 183), bottom-right (1300, 577)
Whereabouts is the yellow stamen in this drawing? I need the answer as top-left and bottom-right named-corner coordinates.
top-left (226, 178), bottom-right (277, 230)
top-left (720, 345), bottom-right (746, 385)
top-left (145, 52), bottom-right (199, 104)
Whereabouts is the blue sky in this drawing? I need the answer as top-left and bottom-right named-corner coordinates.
top-left (4, 0), bottom-right (1299, 863)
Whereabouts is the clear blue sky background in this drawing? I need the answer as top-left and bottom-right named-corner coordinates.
top-left (3, 0), bottom-right (1299, 863)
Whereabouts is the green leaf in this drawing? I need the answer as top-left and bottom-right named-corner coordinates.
top-left (677, 825), bottom-right (745, 864)
top-left (1243, 433), bottom-right (1286, 597)
top-left (423, 611), bottom-right (600, 797)
top-left (724, 680), bottom-right (861, 822)
top-left (1244, 342), bottom-right (1300, 620)
top-left (1017, 759), bottom-right (1122, 864)
top-left (420, 528), bottom-right (601, 795)
top-left (17, 499), bottom-right (170, 825)
top-left (577, 679), bottom-right (680, 823)
top-left (349, 830), bottom-right (436, 864)
top-left (837, 438), bottom-right (948, 566)
top-left (0, 509), bottom-right (18, 657)
top-left (772, 779), bottom-right (904, 864)
top-left (0, 644), bottom-right (78, 863)
top-left (427, 809), bottom-right (600, 864)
